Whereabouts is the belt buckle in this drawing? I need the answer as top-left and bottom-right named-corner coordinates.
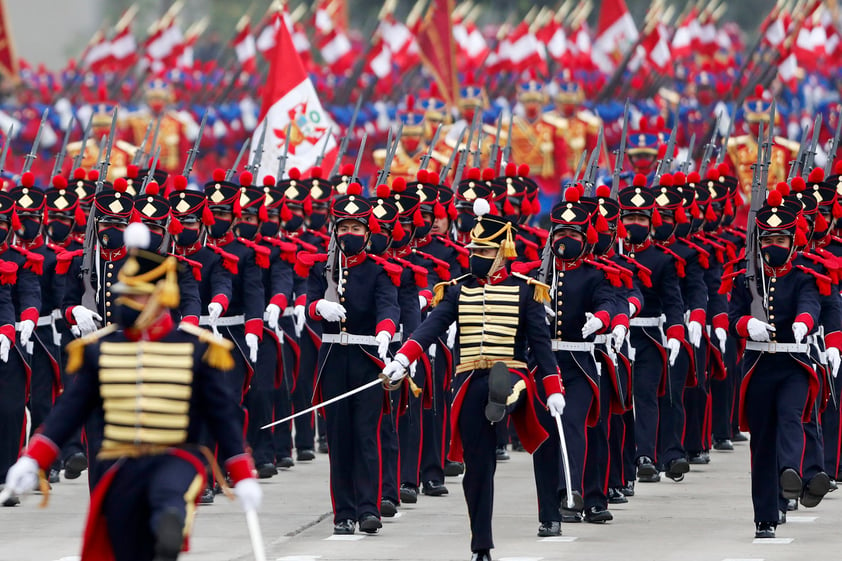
top-left (768, 342), bottom-right (777, 353)
top-left (477, 358), bottom-right (490, 370)
top-left (338, 332), bottom-right (350, 346)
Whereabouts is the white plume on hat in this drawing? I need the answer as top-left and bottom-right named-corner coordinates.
top-left (473, 198), bottom-right (491, 218)
top-left (124, 222), bottom-right (151, 250)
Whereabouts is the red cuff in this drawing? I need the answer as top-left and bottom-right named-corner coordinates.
top-left (398, 339), bottom-right (425, 364)
top-left (270, 294), bottom-right (289, 310)
top-left (795, 313), bottom-right (814, 332)
top-left (611, 314), bottom-right (630, 329)
top-left (712, 313), bottom-right (728, 332)
top-left (308, 300), bottom-right (322, 321)
top-left (211, 294), bottom-right (229, 313)
top-left (593, 310), bottom-right (610, 332)
top-left (543, 372), bottom-right (564, 396)
top-left (26, 434), bottom-right (60, 471)
top-left (376, 319), bottom-right (396, 338)
top-left (294, 294), bottom-right (307, 307)
top-left (735, 316), bottom-right (752, 338)
top-left (245, 318), bottom-right (264, 340)
top-left (225, 453), bottom-right (256, 484)
top-left (688, 309), bottom-right (706, 326)
top-left (628, 297), bottom-right (642, 317)
top-left (826, 331), bottom-right (842, 351)
top-left (65, 306), bottom-right (77, 325)
top-left (665, 325), bottom-right (685, 341)
top-left (181, 316), bottom-right (199, 326)
top-left (20, 307), bottom-right (39, 324)
top-left (0, 324), bottom-right (14, 345)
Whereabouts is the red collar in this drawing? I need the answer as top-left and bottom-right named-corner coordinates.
top-left (341, 252), bottom-right (367, 267)
top-left (175, 241), bottom-right (203, 257)
top-left (207, 231), bottom-right (235, 247)
top-left (125, 312), bottom-right (174, 342)
top-left (49, 237), bottom-right (72, 249)
top-left (389, 246), bottom-right (412, 259)
top-left (555, 258), bottom-right (584, 270)
top-left (763, 262), bottom-right (793, 277)
top-left (455, 231), bottom-right (472, 245)
top-left (813, 235), bottom-right (831, 250)
top-left (100, 247), bottom-right (127, 261)
top-left (413, 235), bottom-right (432, 249)
top-left (16, 235), bottom-right (44, 250)
top-left (623, 240), bottom-right (651, 253)
top-left (478, 267), bottom-right (508, 285)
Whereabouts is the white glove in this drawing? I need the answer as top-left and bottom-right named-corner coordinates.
top-left (71, 306), bottom-right (102, 336)
top-left (233, 478), bottom-right (263, 513)
top-left (629, 302), bottom-right (637, 317)
top-left (747, 318), bottom-right (775, 342)
top-left (18, 319), bottom-right (35, 348)
top-left (611, 324), bottom-right (628, 353)
top-left (4, 456), bottom-right (39, 496)
top-left (245, 333), bottom-right (259, 363)
top-left (315, 300), bottom-right (346, 322)
top-left (419, 294), bottom-right (428, 310)
top-left (687, 320), bottom-right (703, 348)
top-left (828, 347), bottom-right (841, 379)
top-left (293, 304), bottom-right (306, 337)
top-left (714, 327), bottom-right (728, 355)
top-left (446, 322), bottom-right (457, 348)
top-left (792, 322), bottom-right (808, 344)
top-left (207, 302), bottom-right (224, 326)
top-left (375, 330), bottom-right (392, 362)
top-left (0, 334), bottom-right (9, 363)
top-left (666, 337), bottom-right (681, 367)
top-left (264, 303), bottom-right (281, 330)
top-left (383, 353), bottom-right (410, 382)
top-left (581, 312), bottom-right (604, 338)
top-left (547, 392), bottom-right (566, 416)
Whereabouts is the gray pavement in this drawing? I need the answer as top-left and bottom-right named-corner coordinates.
top-left (1, 439), bottom-right (838, 561)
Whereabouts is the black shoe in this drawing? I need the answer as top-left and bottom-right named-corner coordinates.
top-left (485, 362), bottom-right (511, 423)
top-left (199, 487), bottom-right (215, 505)
top-left (400, 484), bottom-right (418, 504)
top-left (713, 439), bottom-right (734, 451)
top-left (560, 509), bottom-right (583, 523)
top-left (800, 471), bottom-right (832, 508)
top-left (780, 468), bottom-right (803, 500)
top-left (470, 550), bottom-right (492, 561)
top-left (275, 457), bottom-right (294, 469)
top-left (63, 452), bottom-right (87, 480)
top-left (444, 461), bottom-right (465, 477)
top-left (422, 480), bottom-right (449, 496)
top-left (333, 519), bottom-right (355, 535)
top-left (495, 446), bottom-right (510, 461)
top-left (256, 463), bottom-right (278, 479)
top-left (665, 458), bottom-right (690, 482)
top-left (636, 457), bottom-right (660, 483)
top-left (688, 452), bottom-right (708, 465)
top-left (48, 468), bottom-right (60, 484)
top-left (607, 487), bottom-right (628, 504)
top-left (359, 514), bottom-right (382, 534)
top-left (786, 498), bottom-right (798, 511)
top-left (620, 481), bottom-right (635, 496)
top-left (584, 505), bottom-right (613, 523)
top-left (380, 499), bottom-right (398, 517)
top-left (755, 522), bottom-right (776, 539)
top-left (512, 441), bottom-right (525, 452)
top-left (559, 489), bottom-right (584, 511)
top-left (297, 449), bottom-right (316, 462)
top-left (317, 438), bottom-right (328, 454)
top-left (537, 521), bottom-right (561, 536)
top-left (701, 451), bottom-right (711, 463)
top-left (778, 510), bottom-right (787, 525)
top-left (1, 494), bottom-right (19, 507)
top-left (830, 479), bottom-right (838, 492)
top-left (732, 432), bottom-right (749, 442)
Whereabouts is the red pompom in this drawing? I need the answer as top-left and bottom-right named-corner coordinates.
top-left (145, 181), bottom-right (160, 195)
top-left (652, 208), bottom-right (663, 227)
top-left (673, 172), bottom-right (686, 185)
top-left (482, 168), bottom-right (495, 181)
top-left (633, 174), bottom-right (647, 187)
top-left (754, 84), bottom-right (764, 98)
top-left (564, 187), bottom-right (580, 203)
top-left (717, 162), bottom-right (731, 176)
top-left (687, 171), bottom-right (701, 184)
top-left (791, 177), bottom-right (806, 192)
top-left (127, 164), bottom-right (139, 179)
top-left (808, 167), bottom-right (825, 183)
top-left (340, 163), bottom-right (354, 176)
top-left (660, 173), bottom-right (674, 187)
top-left (595, 212), bottom-right (609, 232)
top-left (376, 184), bottom-right (391, 199)
top-left (347, 182), bottom-right (363, 196)
top-left (74, 203), bottom-right (86, 226)
top-left (303, 197), bottom-right (313, 214)
top-left (239, 171), bottom-right (253, 186)
top-left (835, 160), bottom-right (842, 175)
top-left (587, 224), bottom-right (598, 244)
top-left (233, 193), bottom-right (242, 218)
top-left (212, 168), bottom-right (226, 182)
top-left (675, 206), bottom-right (688, 224)
top-left (21, 172), bottom-right (35, 188)
top-left (596, 185), bottom-right (611, 198)
top-left (202, 205), bottom-right (215, 226)
top-left (263, 175), bottom-right (275, 187)
top-left (87, 169), bottom-right (99, 182)
top-left (369, 216), bottom-right (381, 234)
top-left (11, 209), bottom-right (21, 231)
top-left (724, 197), bottom-right (734, 216)
top-left (73, 168), bottom-right (86, 180)
top-left (168, 215), bottom-right (183, 234)
top-left (281, 202), bottom-right (293, 222)
top-left (505, 162), bottom-right (517, 176)
top-left (52, 175), bottom-right (67, 189)
top-left (173, 175), bottom-right (188, 191)
top-left (310, 166), bottom-right (323, 179)
top-left (706, 168), bottom-right (719, 181)
top-left (705, 203), bottom-right (717, 222)
top-left (434, 200), bottom-right (446, 219)
top-left (776, 182), bottom-right (790, 197)
top-left (392, 177), bottom-right (407, 193)
top-left (767, 190), bottom-right (783, 206)
top-left (466, 168), bottom-right (480, 181)
top-left (417, 169), bottom-right (428, 183)
top-left (288, 167), bottom-right (301, 180)
top-left (393, 219), bottom-right (406, 241)
top-left (258, 204), bottom-right (268, 222)
top-left (617, 221), bottom-right (627, 238)
top-left (795, 228), bottom-right (808, 247)
top-left (503, 198), bottom-right (515, 215)
top-left (655, 116), bottom-right (665, 130)
top-left (517, 164), bottom-right (530, 176)
top-left (113, 177), bottom-right (128, 193)
top-left (413, 207), bottom-right (425, 227)
top-left (816, 212), bottom-right (829, 232)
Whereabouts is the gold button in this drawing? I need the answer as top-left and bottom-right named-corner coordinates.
top-left (559, 272), bottom-right (565, 278)
top-left (557, 320), bottom-right (562, 325)
top-left (340, 297), bottom-right (345, 303)
top-left (769, 287), bottom-right (775, 292)
top-left (107, 273), bottom-right (112, 278)
top-left (106, 301), bottom-right (111, 307)
top-left (106, 282), bottom-right (112, 288)
top-left (343, 271), bottom-right (349, 276)
top-left (558, 282), bottom-right (563, 287)
top-left (770, 278), bottom-right (776, 283)
top-left (106, 312), bottom-right (111, 317)
top-left (106, 291), bottom-right (111, 297)
top-left (108, 263), bottom-right (113, 269)
top-left (769, 315), bottom-right (775, 320)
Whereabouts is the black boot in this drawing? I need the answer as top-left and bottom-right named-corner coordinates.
top-left (153, 509), bottom-right (185, 561)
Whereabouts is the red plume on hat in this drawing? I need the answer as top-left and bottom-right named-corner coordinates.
top-left (168, 215), bottom-right (184, 234)
top-left (392, 218), bottom-right (406, 241)
top-left (652, 208), bottom-right (663, 227)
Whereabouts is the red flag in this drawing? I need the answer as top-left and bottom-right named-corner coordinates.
top-left (416, 0), bottom-right (459, 108)
top-left (252, 16), bottom-right (337, 182)
top-left (0, 0), bottom-right (17, 80)
top-left (592, 0), bottom-right (638, 73)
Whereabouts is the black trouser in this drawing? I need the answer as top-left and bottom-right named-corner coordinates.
top-left (246, 329), bottom-right (282, 466)
top-left (420, 342), bottom-right (448, 484)
top-left (0, 348), bottom-right (27, 481)
top-left (293, 321), bottom-right (318, 452)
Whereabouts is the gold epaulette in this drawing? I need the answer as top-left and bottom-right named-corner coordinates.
top-left (372, 148), bottom-right (387, 168)
top-left (728, 135), bottom-right (752, 148)
top-left (541, 112), bottom-right (566, 129)
top-left (774, 136), bottom-right (801, 155)
top-left (65, 324), bottom-right (119, 374)
top-left (178, 322), bottom-right (235, 371)
top-left (576, 110), bottom-right (602, 128)
top-left (432, 273), bottom-right (472, 307)
top-left (512, 272), bottom-right (550, 303)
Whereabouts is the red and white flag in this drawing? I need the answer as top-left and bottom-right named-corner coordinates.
top-left (252, 16), bottom-right (337, 182)
top-left (83, 30), bottom-right (112, 71)
top-left (314, 0), bottom-right (355, 74)
top-left (453, 19), bottom-right (489, 71)
top-left (591, 0), bottom-right (638, 73)
top-left (233, 16), bottom-right (257, 74)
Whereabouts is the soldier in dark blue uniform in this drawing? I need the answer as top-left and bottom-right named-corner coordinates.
top-left (4, 223), bottom-right (262, 559)
top-left (384, 199), bottom-right (565, 561)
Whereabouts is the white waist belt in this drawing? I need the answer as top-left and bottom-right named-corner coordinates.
top-left (199, 314), bottom-right (245, 327)
top-left (630, 317), bottom-right (662, 327)
top-left (745, 341), bottom-right (809, 354)
top-left (37, 316), bottom-right (53, 327)
top-left (322, 332), bottom-right (402, 346)
top-left (551, 340), bottom-right (595, 352)
top-left (283, 307), bottom-right (295, 317)
top-left (592, 335), bottom-right (610, 345)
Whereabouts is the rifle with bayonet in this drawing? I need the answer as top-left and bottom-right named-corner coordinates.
top-left (146, 115), bottom-right (162, 163)
top-left (439, 128), bottom-right (466, 184)
top-left (788, 126), bottom-right (809, 181)
top-left (21, 109), bottom-right (49, 174)
top-left (745, 118), bottom-right (771, 322)
top-left (227, 138), bottom-right (250, 181)
top-left (376, 125), bottom-right (401, 186)
top-left (698, 111), bottom-right (722, 178)
top-left (611, 101), bottom-right (629, 198)
top-left (802, 114), bottom-right (822, 176)
top-left (132, 120), bottom-right (154, 166)
top-left (276, 122), bottom-right (293, 180)
top-left (715, 103), bottom-right (736, 166)
top-left (583, 126), bottom-right (604, 194)
top-left (329, 95), bottom-right (364, 177)
top-left (654, 126), bottom-right (677, 185)
top-left (247, 120), bottom-right (269, 175)
top-left (139, 146), bottom-right (161, 194)
top-left (501, 114), bottom-right (513, 167)
top-left (680, 133), bottom-right (696, 174)
top-left (353, 134), bottom-right (367, 180)
top-left (489, 114), bottom-right (503, 173)
top-left (473, 129), bottom-right (484, 168)
top-left (0, 125), bottom-right (13, 176)
top-left (315, 128), bottom-right (332, 168)
top-left (72, 118), bottom-right (92, 171)
top-left (182, 112), bottom-right (208, 179)
top-left (51, 115), bottom-right (75, 178)
top-left (826, 107), bottom-right (842, 175)
top-left (420, 124), bottom-right (442, 171)
top-left (452, 112), bottom-right (481, 187)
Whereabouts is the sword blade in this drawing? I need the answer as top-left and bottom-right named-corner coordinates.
top-left (553, 412), bottom-right (575, 510)
top-left (261, 377), bottom-right (383, 429)
top-left (245, 510), bottom-right (267, 561)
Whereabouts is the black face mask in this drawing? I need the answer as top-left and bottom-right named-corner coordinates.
top-left (261, 221), bottom-right (280, 238)
top-left (17, 217), bottom-right (41, 241)
top-left (594, 231), bottom-right (615, 255)
top-left (308, 211), bottom-right (328, 231)
top-left (391, 222), bottom-right (413, 249)
top-left (652, 223), bottom-right (676, 242)
top-left (368, 232), bottom-right (391, 255)
top-left (209, 218), bottom-right (232, 239)
top-left (702, 219), bottom-right (719, 233)
top-left (148, 230), bottom-right (165, 251)
top-left (235, 222), bottom-right (259, 241)
top-left (283, 215), bottom-right (304, 232)
top-left (97, 226), bottom-right (125, 250)
top-left (470, 254), bottom-right (496, 278)
top-left (337, 232), bottom-right (367, 255)
top-left (415, 220), bottom-right (433, 239)
top-left (625, 223), bottom-right (650, 245)
top-left (456, 212), bottom-right (476, 233)
top-left (552, 235), bottom-right (585, 261)
top-left (761, 243), bottom-right (791, 268)
top-left (674, 222), bottom-right (692, 239)
top-left (47, 221), bottom-right (72, 244)
top-left (116, 304), bottom-right (143, 329)
top-left (176, 228), bottom-right (201, 247)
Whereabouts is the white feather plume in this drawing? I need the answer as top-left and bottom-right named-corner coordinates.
top-left (473, 198), bottom-right (491, 218)
top-left (124, 222), bottom-right (151, 250)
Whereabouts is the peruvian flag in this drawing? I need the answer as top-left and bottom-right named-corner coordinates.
top-left (83, 30), bottom-right (112, 71)
top-left (0, 0), bottom-right (17, 79)
top-left (314, 0), bottom-right (355, 74)
top-left (591, 0), bottom-right (638, 73)
top-left (110, 26), bottom-right (137, 68)
top-left (453, 19), bottom-right (489, 72)
top-left (251, 15), bottom-right (337, 182)
top-left (233, 16), bottom-right (257, 74)
top-left (671, 8), bottom-right (700, 59)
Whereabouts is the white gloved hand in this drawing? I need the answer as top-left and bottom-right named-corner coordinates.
top-left (18, 319), bottom-right (35, 348)
top-left (207, 302), bottom-right (224, 325)
top-left (245, 333), bottom-right (259, 363)
top-left (828, 347), bottom-right (841, 379)
top-left (792, 322), bottom-right (808, 344)
top-left (581, 312), bottom-right (604, 338)
top-left (687, 320), bottom-right (703, 348)
top-left (383, 353), bottom-right (410, 383)
top-left (315, 300), bottom-right (346, 322)
top-left (4, 456), bottom-right (39, 496)
top-left (611, 324), bottom-right (628, 353)
top-left (547, 392), bottom-right (566, 416)
top-left (233, 478), bottom-right (263, 513)
top-left (71, 306), bottom-right (102, 336)
top-left (714, 327), bottom-right (728, 355)
top-left (419, 294), bottom-right (428, 310)
top-left (293, 305), bottom-right (306, 337)
top-left (0, 334), bottom-right (9, 363)
top-left (375, 330), bottom-right (392, 362)
top-left (666, 337), bottom-right (681, 366)
top-left (264, 303), bottom-right (281, 330)
top-left (746, 318), bottom-right (775, 342)
top-left (629, 302), bottom-right (637, 317)
top-left (446, 322), bottom-right (457, 348)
